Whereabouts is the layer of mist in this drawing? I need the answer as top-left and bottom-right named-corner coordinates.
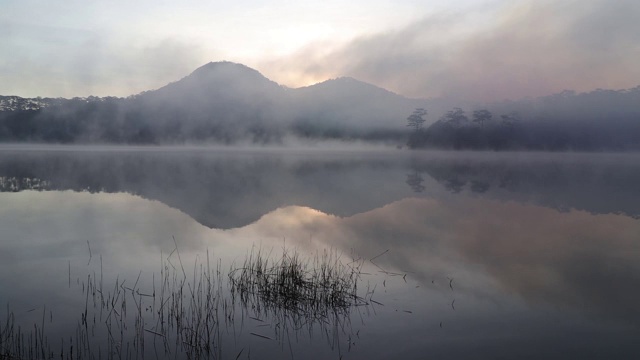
top-left (1, 61), bottom-right (639, 150)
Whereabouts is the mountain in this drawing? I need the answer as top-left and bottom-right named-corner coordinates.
top-left (1, 61), bottom-right (640, 149)
top-left (131, 62), bottom-right (426, 140)
top-left (290, 77), bottom-right (424, 131)
top-left (127, 62), bottom-right (292, 143)
top-left (138, 62), bottom-right (287, 118)
top-left (0, 61), bottom-right (429, 144)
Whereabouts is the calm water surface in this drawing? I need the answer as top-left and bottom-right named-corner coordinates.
top-left (0, 145), bottom-right (639, 359)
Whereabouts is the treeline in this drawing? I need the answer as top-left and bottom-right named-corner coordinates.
top-left (407, 87), bottom-right (640, 151)
top-left (0, 99), bottom-right (406, 144)
top-left (0, 94), bottom-right (411, 144)
top-left (0, 97), bottom-right (288, 144)
top-left (2, 65), bottom-right (640, 149)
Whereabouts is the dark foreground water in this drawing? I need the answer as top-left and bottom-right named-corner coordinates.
top-left (0, 145), bottom-right (639, 359)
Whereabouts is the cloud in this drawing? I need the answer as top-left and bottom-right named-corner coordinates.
top-left (3, 0), bottom-right (639, 100)
top-left (0, 22), bottom-right (208, 97)
top-left (261, 0), bottom-right (640, 101)
top-left (109, 38), bottom-right (210, 94)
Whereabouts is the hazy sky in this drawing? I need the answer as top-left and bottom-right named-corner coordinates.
top-left (1, 0), bottom-right (639, 101)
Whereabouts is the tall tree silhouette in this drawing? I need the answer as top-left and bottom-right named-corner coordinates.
top-left (472, 109), bottom-right (492, 128)
top-left (441, 107), bottom-right (468, 128)
top-left (406, 108), bottom-right (427, 131)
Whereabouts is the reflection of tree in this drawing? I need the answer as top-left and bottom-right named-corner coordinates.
top-left (444, 178), bottom-right (466, 193)
top-left (470, 180), bottom-right (490, 193)
top-left (405, 156), bottom-right (640, 219)
top-left (406, 171), bottom-right (425, 193)
top-left (0, 176), bottom-right (51, 192)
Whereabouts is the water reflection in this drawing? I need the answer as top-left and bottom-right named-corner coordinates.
top-left (255, 200), bottom-right (640, 323)
top-left (248, 200), bottom-right (640, 357)
top-left (408, 152), bottom-right (640, 217)
top-left (0, 191), bottom-right (381, 359)
top-left (1, 148), bottom-right (640, 230)
top-left (405, 171), bottom-right (425, 193)
top-left (0, 147), bottom-right (416, 229)
top-left (1, 148), bottom-right (640, 358)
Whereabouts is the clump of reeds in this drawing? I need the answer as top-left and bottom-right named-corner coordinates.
top-left (0, 244), bottom-right (373, 360)
top-left (228, 247), bottom-right (367, 320)
top-left (0, 243), bottom-right (227, 360)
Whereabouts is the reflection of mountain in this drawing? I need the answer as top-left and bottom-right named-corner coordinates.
top-left (2, 149), bottom-right (640, 229)
top-left (0, 148), bottom-right (415, 229)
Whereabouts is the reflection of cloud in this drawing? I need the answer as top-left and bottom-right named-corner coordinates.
top-left (3, 156), bottom-right (639, 326)
top-left (262, 0), bottom-right (640, 101)
top-left (451, 200), bottom-right (640, 320)
top-left (248, 197), bottom-right (640, 324)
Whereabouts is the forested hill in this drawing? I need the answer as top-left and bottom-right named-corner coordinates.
top-left (0, 62), bottom-right (425, 144)
top-left (407, 87), bottom-right (640, 151)
top-left (2, 61), bottom-right (640, 150)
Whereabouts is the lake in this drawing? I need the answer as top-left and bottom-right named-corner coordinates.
top-left (1, 145), bottom-right (639, 359)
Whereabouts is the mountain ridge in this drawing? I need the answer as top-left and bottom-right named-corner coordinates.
top-left (0, 61), bottom-right (424, 144)
top-left (1, 61), bottom-right (640, 149)
top-left (2, 60), bottom-right (640, 107)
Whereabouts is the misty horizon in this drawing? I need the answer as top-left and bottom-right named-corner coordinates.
top-left (1, 60), bottom-right (640, 151)
top-left (3, 1), bottom-right (640, 102)
top-left (2, 60), bottom-right (640, 105)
